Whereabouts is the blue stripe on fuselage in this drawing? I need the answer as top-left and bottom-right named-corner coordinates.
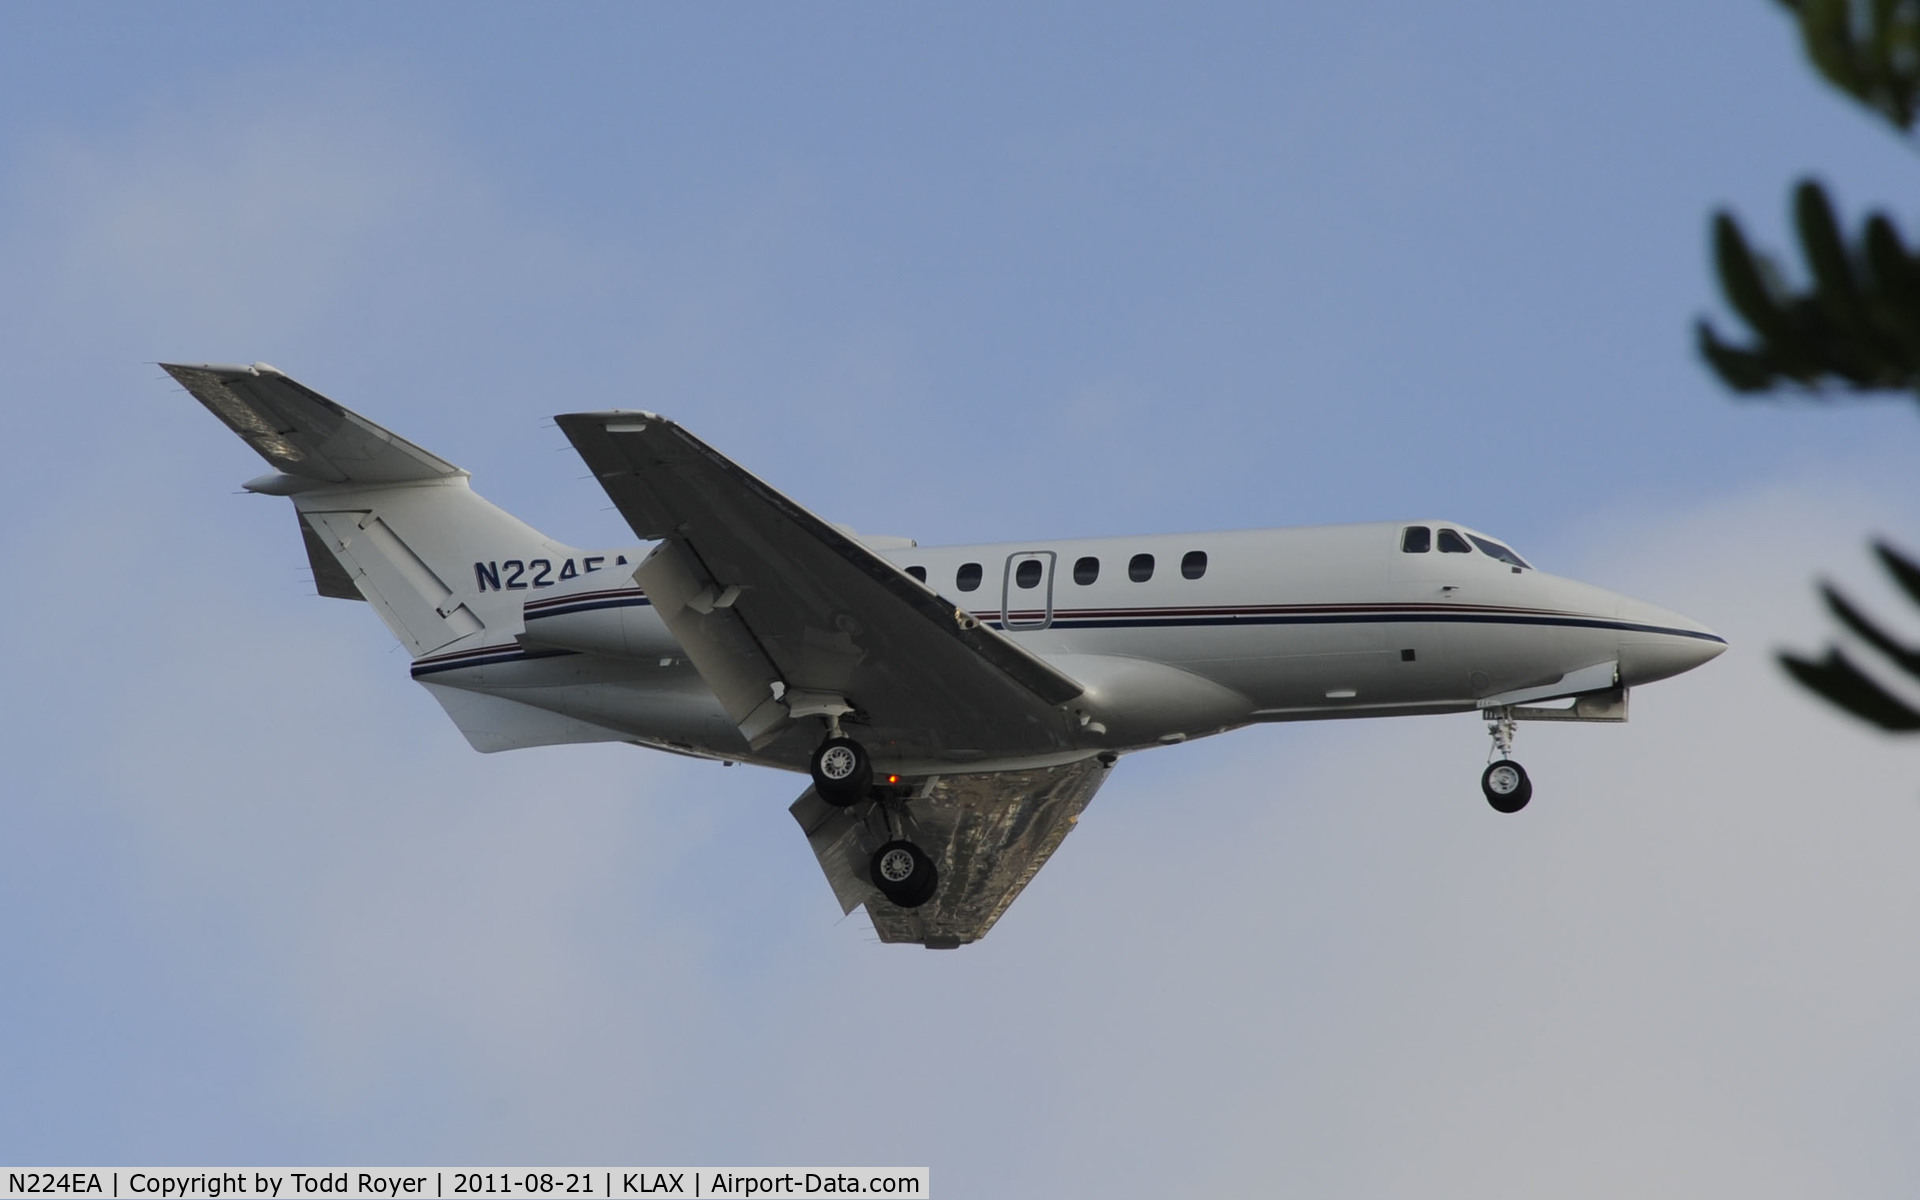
top-left (415, 605), bottom-right (1721, 680)
top-left (1033, 611), bottom-right (1725, 642)
top-left (522, 592), bottom-right (655, 620)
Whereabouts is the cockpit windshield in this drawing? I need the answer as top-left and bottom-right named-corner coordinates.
top-left (1467, 534), bottom-right (1530, 569)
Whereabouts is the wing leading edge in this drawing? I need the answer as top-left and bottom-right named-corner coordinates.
top-left (790, 758), bottom-right (1112, 947)
top-left (555, 411), bottom-right (1085, 768)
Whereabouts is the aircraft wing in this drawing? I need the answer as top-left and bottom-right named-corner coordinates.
top-left (789, 757), bottom-right (1110, 947)
top-left (554, 411), bottom-right (1085, 767)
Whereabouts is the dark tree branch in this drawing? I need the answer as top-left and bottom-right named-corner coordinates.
top-left (1777, 0), bottom-right (1920, 134)
top-left (1700, 4), bottom-right (1920, 734)
top-left (1780, 647), bottom-right (1920, 728)
top-left (1701, 182), bottom-right (1920, 396)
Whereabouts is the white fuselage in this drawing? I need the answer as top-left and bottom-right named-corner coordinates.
top-left (409, 520), bottom-right (1724, 775)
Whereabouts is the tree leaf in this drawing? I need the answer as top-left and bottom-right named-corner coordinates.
top-left (1697, 319), bottom-right (1781, 391)
top-left (1820, 580), bottom-right (1920, 678)
top-left (1779, 647), bottom-right (1920, 729)
top-left (1713, 212), bottom-right (1818, 375)
top-left (1872, 539), bottom-right (1920, 605)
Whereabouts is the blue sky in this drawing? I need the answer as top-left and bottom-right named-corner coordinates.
top-left (4, 3), bottom-right (1920, 1194)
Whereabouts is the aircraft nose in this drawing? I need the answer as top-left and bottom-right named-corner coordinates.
top-left (1614, 597), bottom-right (1727, 687)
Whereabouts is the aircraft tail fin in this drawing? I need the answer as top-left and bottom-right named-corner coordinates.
top-left (169, 362), bottom-right (584, 658)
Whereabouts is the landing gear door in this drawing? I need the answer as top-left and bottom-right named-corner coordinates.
top-left (1002, 551), bottom-right (1056, 631)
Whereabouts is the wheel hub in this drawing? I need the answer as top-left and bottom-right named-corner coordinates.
top-left (819, 746), bottom-right (858, 780)
top-left (878, 848), bottom-right (917, 883)
top-left (1486, 764), bottom-right (1522, 795)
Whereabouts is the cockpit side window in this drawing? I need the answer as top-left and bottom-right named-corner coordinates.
top-left (1401, 526), bottom-right (1431, 553)
top-left (1437, 528), bottom-right (1471, 553)
top-left (1466, 534), bottom-right (1530, 569)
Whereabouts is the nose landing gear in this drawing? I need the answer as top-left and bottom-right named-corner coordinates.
top-left (1480, 706), bottom-right (1532, 813)
top-left (1481, 759), bottom-right (1532, 813)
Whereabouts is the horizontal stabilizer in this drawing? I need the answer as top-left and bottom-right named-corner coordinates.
top-left (163, 362), bottom-right (460, 485)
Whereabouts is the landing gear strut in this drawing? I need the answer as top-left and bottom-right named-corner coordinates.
top-left (1480, 706), bottom-right (1532, 814)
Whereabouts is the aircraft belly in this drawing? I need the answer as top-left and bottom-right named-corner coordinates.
top-left (1038, 614), bottom-right (1621, 717)
top-left (1041, 653), bottom-right (1255, 745)
top-left (1039, 621), bottom-right (1393, 714)
top-left (1219, 650), bottom-right (1400, 711)
top-left (422, 652), bottom-right (748, 758)
top-left (1380, 620), bottom-right (1620, 706)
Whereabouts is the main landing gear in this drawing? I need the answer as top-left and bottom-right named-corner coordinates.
top-left (808, 728), bottom-right (939, 909)
top-left (809, 736), bottom-right (872, 805)
top-left (870, 839), bottom-right (939, 908)
top-left (1480, 706), bottom-right (1533, 814)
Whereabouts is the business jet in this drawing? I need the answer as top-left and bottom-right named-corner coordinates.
top-left (169, 363), bottom-right (1725, 947)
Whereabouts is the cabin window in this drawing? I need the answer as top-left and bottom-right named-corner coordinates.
top-left (1401, 526), bottom-right (1431, 553)
top-left (1015, 559), bottom-right (1044, 589)
top-left (1129, 553), bottom-right (1155, 582)
top-left (957, 562), bottom-right (983, 591)
top-left (1181, 550), bottom-right (1208, 580)
top-left (1437, 528), bottom-right (1471, 553)
top-left (905, 565), bottom-right (927, 583)
top-left (1467, 534), bottom-right (1530, 569)
top-left (1073, 556), bottom-right (1099, 585)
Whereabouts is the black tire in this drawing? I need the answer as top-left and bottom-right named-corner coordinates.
top-left (870, 839), bottom-right (939, 908)
top-left (1481, 760), bottom-right (1532, 814)
top-left (810, 736), bottom-right (872, 806)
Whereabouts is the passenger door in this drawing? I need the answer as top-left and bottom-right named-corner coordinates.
top-left (1002, 551), bottom-right (1057, 630)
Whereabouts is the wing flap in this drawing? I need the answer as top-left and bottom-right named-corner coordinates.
top-left (789, 758), bottom-right (1111, 947)
top-left (634, 539), bottom-right (789, 746)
